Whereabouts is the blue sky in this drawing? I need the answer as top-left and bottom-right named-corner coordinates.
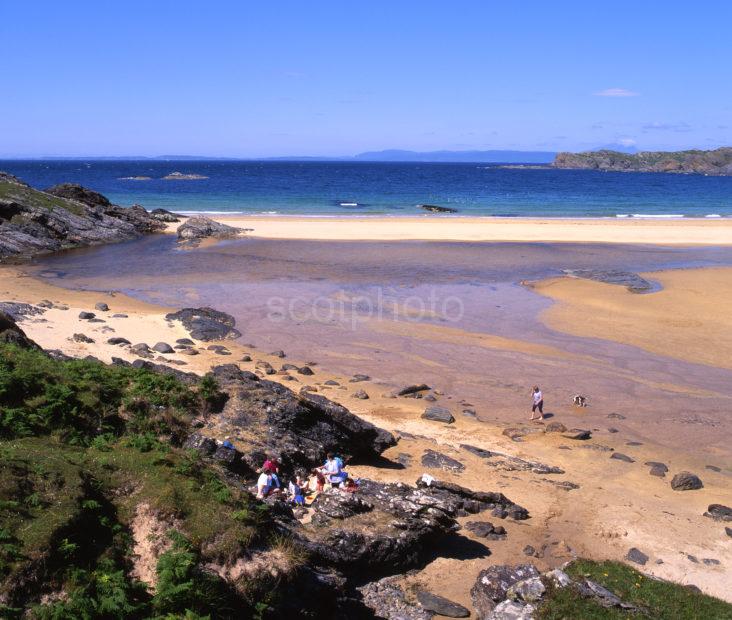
top-left (1, 1), bottom-right (730, 157)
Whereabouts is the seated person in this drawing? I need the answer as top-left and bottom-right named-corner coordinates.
top-left (263, 454), bottom-right (280, 474)
top-left (342, 477), bottom-right (359, 493)
top-left (288, 475), bottom-right (306, 506)
top-left (308, 468), bottom-right (325, 493)
top-left (321, 452), bottom-right (344, 487)
top-left (256, 467), bottom-right (272, 499)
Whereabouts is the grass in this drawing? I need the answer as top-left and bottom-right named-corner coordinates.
top-left (0, 180), bottom-right (86, 216)
top-left (538, 559), bottom-right (732, 620)
top-left (0, 342), bottom-right (290, 618)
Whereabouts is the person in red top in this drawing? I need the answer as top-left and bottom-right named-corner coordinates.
top-left (263, 454), bottom-right (280, 474)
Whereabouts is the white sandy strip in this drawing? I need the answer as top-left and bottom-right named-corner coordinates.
top-left (184, 216), bottom-right (732, 245)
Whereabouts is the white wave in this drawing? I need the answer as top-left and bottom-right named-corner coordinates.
top-left (705, 214), bottom-right (722, 218)
top-left (629, 214), bottom-right (685, 219)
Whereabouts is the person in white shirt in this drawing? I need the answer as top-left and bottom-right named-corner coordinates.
top-left (530, 386), bottom-right (544, 421)
top-left (256, 468), bottom-right (272, 499)
top-left (321, 452), bottom-right (343, 487)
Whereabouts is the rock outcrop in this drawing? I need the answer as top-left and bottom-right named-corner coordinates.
top-left (0, 311), bottom-right (39, 349)
top-left (176, 216), bottom-right (241, 243)
top-left (0, 175), bottom-right (165, 261)
top-left (552, 147), bottom-right (732, 175)
top-left (165, 307), bottom-right (242, 341)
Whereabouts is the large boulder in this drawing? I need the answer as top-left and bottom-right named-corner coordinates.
top-left (165, 307), bottom-right (241, 341)
top-left (670, 471), bottom-right (703, 491)
top-left (0, 311), bottom-right (39, 349)
top-left (176, 216), bottom-right (241, 241)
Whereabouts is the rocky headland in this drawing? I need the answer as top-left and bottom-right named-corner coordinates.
top-left (0, 173), bottom-right (165, 261)
top-left (552, 147), bottom-right (732, 175)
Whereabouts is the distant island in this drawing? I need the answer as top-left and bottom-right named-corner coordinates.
top-left (552, 147), bottom-right (732, 176)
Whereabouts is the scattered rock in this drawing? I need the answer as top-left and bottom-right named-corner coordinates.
top-left (704, 504), bottom-right (732, 522)
top-left (241, 354), bottom-right (252, 362)
top-left (460, 444), bottom-right (494, 459)
top-left (705, 465), bottom-right (722, 472)
top-left (562, 269), bottom-right (653, 293)
top-left (256, 361), bottom-right (276, 375)
top-left (562, 429), bottom-right (591, 440)
top-left (78, 311), bottom-right (96, 320)
top-left (349, 374), bottom-right (370, 382)
top-left (72, 333), bottom-right (94, 343)
top-left (725, 527), bottom-right (732, 538)
top-left (176, 338), bottom-right (195, 345)
top-left (152, 342), bottom-right (175, 354)
top-left (397, 383), bottom-right (431, 396)
top-left (419, 204), bottom-right (458, 213)
top-left (270, 350), bottom-right (286, 358)
top-left (607, 413), bottom-right (626, 420)
top-left (421, 406), bottom-right (455, 424)
top-left (352, 389), bottom-right (369, 400)
top-left (112, 313), bottom-right (128, 318)
top-left (150, 208), bottom-right (180, 222)
top-left (107, 337), bottom-right (131, 346)
top-left (626, 547), bottom-right (648, 566)
top-left (298, 366), bottom-right (315, 376)
top-left (702, 558), bottom-right (720, 566)
top-left (545, 421), bottom-right (567, 433)
top-left (462, 408), bottom-right (476, 417)
top-left (421, 450), bottom-right (465, 472)
top-left (670, 471), bottom-right (703, 491)
top-left (95, 302), bottom-right (109, 312)
top-left (415, 590), bottom-right (470, 618)
top-left (523, 545), bottom-right (536, 557)
top-left (324, 379), bottom-right (340, 386)
top-left (507, 576), bottom-right (546, 604)
top-left (359, 575), bottom-right (432, 620)
top-left (610, 453), bottom-right (634, 463)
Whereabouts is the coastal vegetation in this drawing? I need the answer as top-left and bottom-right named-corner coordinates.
top-left (552, 147), bottom-right (732, 175)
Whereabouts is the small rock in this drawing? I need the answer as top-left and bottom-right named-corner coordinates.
top-left (281, 363), bottom-right (298, 371)
top-left (350, 373), bottom-right (370, 382)
top-left (465, 521), bottom-right (496, 537)
top-left (460, 444), bottom-right (493, 459)
top-left (610, 453), bottom-right (634, 463)
top-left (608, 427), bottom-right (619, 433)
top-left (112, 313), bottom-right (128, 318)
top-left (562, 429), bottom-right (591, 440)
top-left (107, 337), bottom-right (131, 346)
top-left (176, 338), bottom-right (195, 345)
top-left (352, 389), bottom-right (369, 400)
top-left (544, 569), bottom-right (572, 588)
top-left (421, 449), bottom-right (465, 472)
top-left (241, 355), bottom-right (252, 362)
top-left (649, 464), bottom-right (667, 477)
top-left (78, 311), bottom-right (96, 320)
top-left (415, 591), bottom-right (470, 618)
top-left (507, 576), bottom-right (545, 603)
top-left (687, 554), bottom-right (699, 563)
top-left (179, 348), bottom-right (200, 356)
top-left (705, 465), bottom-right (722, 472)
top-left (95, 302), bottom-right (109, 312)
top-left (298, 366), bottom-right (315, 376)
top-left (270, 350), bottom-right (286, 358)
top-left (523, 545), bottom-right (536, 556)
top-left (152, 342), bottom-right (175, 354)
top-left (462, 408), bottom-right (477, 417)
top-left (72, 333), bottom-right (94, 343)
top-left (607, 413), bottom-right (626, 420)
top-left (725, 527), bottom-right (731, 538)
top-left (671, 471), bottom-right (703, 491)
top-left (702, 558), bottom-right (720, 566)
top-left (324, 379), bottom-right (340, 386)
top-left (421, 406), bottom-right (455, 424)
top-left (704, 504), bottom-right (732, 522)
top-left (397, 383), bottom-right (431, 396)
top-left (626, 547), bottom-right (648, 566)
top-left (626, 441), bottom-right (643, 446)
top-left (424, 394), bottom-right (437, 402)
top-left (545, 421), bottom-right (567, 433)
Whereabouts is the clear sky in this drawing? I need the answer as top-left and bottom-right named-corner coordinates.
top-left (1, 1), bottom-right (730, 157)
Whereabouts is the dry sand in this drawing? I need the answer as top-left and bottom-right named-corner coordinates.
top-left (169, 215), bottom-right (732, 244)
top-left (2, 264), bottom-right (731, 606)
top-left (532, 267), bottom-right (732, 370)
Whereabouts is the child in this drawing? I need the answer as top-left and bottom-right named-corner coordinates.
top-left (288, 475), bottom-right (306, 506)
top-left (530, 386), bottom-right (544, 421)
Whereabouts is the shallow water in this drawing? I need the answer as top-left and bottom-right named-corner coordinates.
top-left (30, 236), bottom-right (732, 456)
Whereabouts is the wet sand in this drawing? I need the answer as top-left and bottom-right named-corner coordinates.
top-left (4, 234), bottom-right (732, 604)
top-left (180, 214), bottom-right (732, 244)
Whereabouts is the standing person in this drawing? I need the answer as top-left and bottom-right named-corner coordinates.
top-left (530, 386), bottom-right (544, 421)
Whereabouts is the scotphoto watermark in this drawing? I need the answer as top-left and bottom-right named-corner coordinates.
top-left (266, 288), bottom-right (464, 329)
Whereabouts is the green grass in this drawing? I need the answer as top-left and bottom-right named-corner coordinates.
top-left (0, 181), bottom-right (86, 216)
top-left (538, 559), bottom-right (732, 620)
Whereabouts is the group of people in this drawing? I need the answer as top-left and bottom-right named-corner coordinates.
top-left (255, 452), bottom-right (358, 505)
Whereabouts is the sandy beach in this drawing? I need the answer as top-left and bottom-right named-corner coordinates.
top-left (180, 215), bottom-right (732, 244)
top-left (3, 257), bottom-right (731, 605)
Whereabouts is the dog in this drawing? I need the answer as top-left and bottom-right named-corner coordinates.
top-left (573, 394), bottom-right (588, 407)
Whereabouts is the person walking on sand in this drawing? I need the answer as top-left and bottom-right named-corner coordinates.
top-left (530, 386), bottom-right (544, 421)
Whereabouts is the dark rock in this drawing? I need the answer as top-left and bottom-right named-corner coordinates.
top-left (240, 354), bottom-right (252, 362)
top-left (324, 379), bottom-right (340, 386)
top-left (256, 360), bottom-right (276, 375)
top-left (492, 507), bottom-right (508, 519)
top-left (176, 338), bottom-right (195, 345)
top-left (523, 545), bottom-right (536, 556)
top-left (349, 374), bottom-right (370, 382)
top-left (545, 421), bottom-right (567, 433)
top-left (626, 441), bottom-right (643, 446)
top-left (150, 208), bottom-right (180, 222)
top-left (702, 558), bottom-right (720, 566)
top-left (176, 216), bottom-right (241, 241)
top-left (165, 307), bottom-right (241, 341)
top-left (269, 349), bottom-right (286, 358)
top-left (470, 564), bottom-right (539, 618)
top-left (281, 363), bottom-right (298, 371)
top-left (425, 394), bottom-right (438, 402)
top-left (671, 471), bottom-right (703, 491)
top-left (95, 302), bottom-right (109, 312)
top-left (626, 547), bottom-right (648, 566)
top-left (608, 427), bottom-right (619, 433)
top-left (421, 450), bottom-right (465, 472)
top-left (461, 408), bottom-right (476, 417)
top-left (419, 204), bottom-right (458, 213)
top-left (422, 406), bottom-right (455, 424)
top-left (298, 365), bottom-right (314, 376)
top-left (112, 313), bottom-right (128, 318)
top-left (460, 444), bottom-right (494, 459)
top-left (562, 429), bottom-right (592, 440)
top-left (359, 575), bottom-right (432, 620)
top-left (153, 342), bottom-right (174, 354)
top-left (705, 465), bottom-right (722, 472)
top-left (0, 302), bottom-right (46, 320)
top-left (107, 337), bottom-right (131, 346)
top-left (183, 433), bottom-right (217, 456)
top-left (704, 504), bottom-right (732, 522)
top-left (72, 333), bottom-right (94, 343)
top-left (352, 389), bottom-right (369, 400)
top-left (88, 318), bottom-right (105, 323)
top-left (649, 465), bottom-right (666, 477)
top-left (610, 453), bottom-right (634, 463)
top-left (397, 383), bottom-right (431, 396)
top-left (78, 311), bottom-right (96, 320)
top-left (465, 521), bottom-right (496, 537)
top-left (415, 591), bottom-right (469, 618)
top-left (726, 527), bottom-right (732, 538)
top-left (607, 413), bottom-right (626, 420)
top-left (0, 311), bottom-right (40, 349)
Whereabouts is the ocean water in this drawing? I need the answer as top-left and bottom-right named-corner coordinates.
top-left (2, 159), bottom-right (732, 217)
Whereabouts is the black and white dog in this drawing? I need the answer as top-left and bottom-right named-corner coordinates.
top-left (573, 394), bottom-right (588, 407)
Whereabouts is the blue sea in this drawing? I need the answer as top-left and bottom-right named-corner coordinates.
top-left (2, 159), bottom-right (732, 218)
